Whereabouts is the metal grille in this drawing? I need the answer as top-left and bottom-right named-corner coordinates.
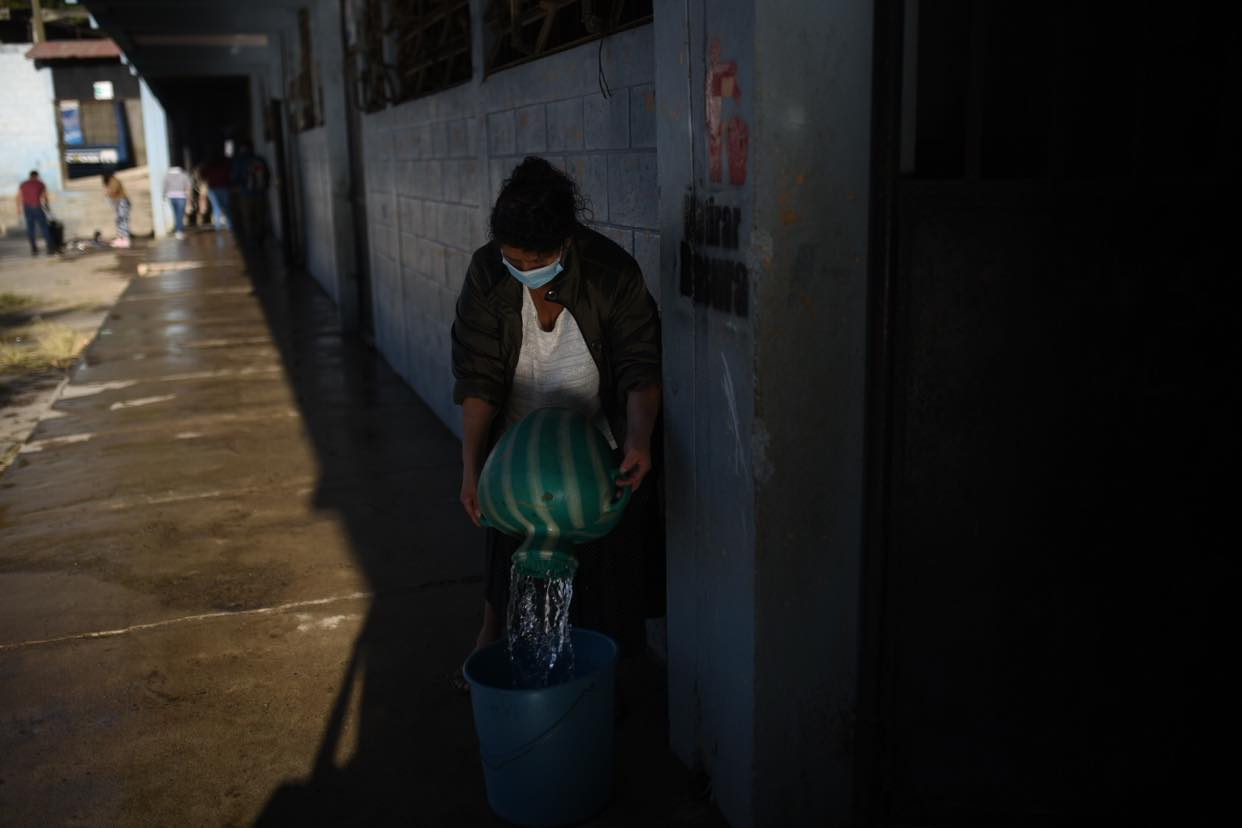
top-left (356, 0), bottom-right (390, 112)
top-left (345, 0), bottom-right (395, 112)
top-left (390, 0), bottom-right (473, 102)
top-left (484, 0), bottom-right (652, 75)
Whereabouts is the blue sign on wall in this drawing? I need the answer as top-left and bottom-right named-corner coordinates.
top-left (60, 101), bottom-right (84, 146)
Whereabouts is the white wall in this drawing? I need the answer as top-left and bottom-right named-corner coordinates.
top-left (140, 78), bottom-right (170, 237)
top-left (1, 44), bottom-right (62, 229)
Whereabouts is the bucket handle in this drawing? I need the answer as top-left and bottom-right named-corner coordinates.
top-left (479, 678), bottom-right (601, 770)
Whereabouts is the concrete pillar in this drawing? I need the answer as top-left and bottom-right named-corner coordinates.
top-left (140, 78), bottom-right (170, 238)
top-left (312, 0), bottom-right (360, 330)
top-left (263, 58), bottom-right (285, 243)
top-left (655, 1), bottom-right (874, 825)
top-left (247, 70), bottom-right (282, 243)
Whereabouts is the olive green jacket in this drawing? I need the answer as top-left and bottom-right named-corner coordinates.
top-left (451, 226), bottom-right (662, 442)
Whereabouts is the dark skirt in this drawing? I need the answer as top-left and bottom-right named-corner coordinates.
top-left (483, 477), bottom-right (659, 657)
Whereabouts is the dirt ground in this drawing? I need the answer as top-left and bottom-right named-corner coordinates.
top-left (0, 233), bottom-right (138, 471)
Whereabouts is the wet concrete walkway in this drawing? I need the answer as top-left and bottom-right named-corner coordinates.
top-left (0, 235), bottom-right (719, 826)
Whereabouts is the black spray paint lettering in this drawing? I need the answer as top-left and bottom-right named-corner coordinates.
top-left (680, 192), bottom-right (749, 317)
top-left (683, 194), bottom-right (741, 249)
top-left (680, 241), bottom-right (748, 317)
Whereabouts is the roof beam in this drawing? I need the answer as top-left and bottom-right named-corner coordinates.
top-left (85, 0), bottom-right (295, 86)
top-left (86, 6), bottom-right (298, 34)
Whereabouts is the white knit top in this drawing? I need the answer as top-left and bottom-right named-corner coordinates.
top-left (507, 287), bottom-right (617, 448)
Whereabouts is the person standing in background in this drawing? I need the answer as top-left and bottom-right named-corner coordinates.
top-left (202, 155), bottom-right (232, 230)
top-left (103, 171), bottom-right (131, 248)
top-left (15, 171), bottom-right (54, 255)
top-left (163, 164), bottom-right (191, 240)
top-left (192, 163), bottom-right (210, 227)
top-left (231, 142), bottom-right (270, 245)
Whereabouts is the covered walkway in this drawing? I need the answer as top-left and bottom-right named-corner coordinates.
top-left (0, 236), bottom-right (716, 826)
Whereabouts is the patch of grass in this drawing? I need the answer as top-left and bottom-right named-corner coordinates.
top-left (0, 292), bottom-right (35, 313)
top-left (0, 320), bottom-right (89, 375)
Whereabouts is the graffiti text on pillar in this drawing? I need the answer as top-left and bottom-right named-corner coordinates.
top-left (706, 37), bottom-right (749, 186)
top-left (680, 192), bottom-right (748, 318)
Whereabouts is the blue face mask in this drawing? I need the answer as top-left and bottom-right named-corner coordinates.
top-left (502, 254), bottom-right (563, 289)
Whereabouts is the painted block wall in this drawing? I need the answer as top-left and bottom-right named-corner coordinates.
top-left (1, 44), bottom-right (63, 233)
top-left (360, 19), bottom-right (659, 439)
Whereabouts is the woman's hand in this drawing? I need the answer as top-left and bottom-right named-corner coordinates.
top-left (460, 472), bottom-right (483, 527)
top-left (460, 397), bottom-right (498, 528)
top-left (616, 384), bottom-right (661, 496)
top-left (617, 439), bottom-right (652, 495)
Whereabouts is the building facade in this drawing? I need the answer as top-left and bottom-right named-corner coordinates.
top-left (80, 0), bottom-right (1239, 824)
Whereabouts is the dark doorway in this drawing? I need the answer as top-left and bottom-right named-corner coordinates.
top-left (152, 76), bottom-right (252, 167)
top-left (861, 2), bottom-right (1238, 823)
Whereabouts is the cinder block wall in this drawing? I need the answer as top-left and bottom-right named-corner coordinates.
top-left (361, 23), bottom-right (658, 437)
top-left (1, 45), bottom-right (63, 234)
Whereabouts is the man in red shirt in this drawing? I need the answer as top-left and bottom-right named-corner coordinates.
top-left (15, 171), bottom-right (54, 255)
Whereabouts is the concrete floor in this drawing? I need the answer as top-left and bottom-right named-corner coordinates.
top-left (0, 234), bottom-right (721, 827)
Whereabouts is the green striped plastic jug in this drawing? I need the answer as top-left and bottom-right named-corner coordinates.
top-left (477, 407), bottom-right (631, 579)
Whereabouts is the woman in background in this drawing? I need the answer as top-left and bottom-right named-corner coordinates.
top-left (102, 171), bottom-right (131, 249)
top-left (202, 155), bottom-right (232, 230)
top-left (162, 164), bottom-right (191, 240)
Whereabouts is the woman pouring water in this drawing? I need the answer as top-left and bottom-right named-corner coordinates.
top-left (452, 156), bottom-right (663, 677)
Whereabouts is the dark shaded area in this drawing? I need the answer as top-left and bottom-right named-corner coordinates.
top-left (862, 1), bottom-right (1239, 823)
top-left (0, 370), bottom-right (63, 412)
top-left (0, 5), bottom-right (98, 44)
top-left (50, 60), bottom-right (140, 100)
top-left (152, 76), bottom-right (252, 166)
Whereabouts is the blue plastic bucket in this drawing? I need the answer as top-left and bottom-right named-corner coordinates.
top-left (463, 629), bottom-right (618, 827)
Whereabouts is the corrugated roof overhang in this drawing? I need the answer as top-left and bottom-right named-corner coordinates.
top-left (25, 39), bottom-right (123, 61)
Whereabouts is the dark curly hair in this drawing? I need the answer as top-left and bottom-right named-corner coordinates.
top-left (489, 156), bottom-right (588, 254)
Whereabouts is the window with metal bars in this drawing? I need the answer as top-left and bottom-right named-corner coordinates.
top-left (355, 0), bottom-right (391, 112)
top-left (344, 0), bottom-right (394, 112)
top-left (390, 0), bottom-right (473, 102)
top-left (484, 0), bottom-right (653, 75)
